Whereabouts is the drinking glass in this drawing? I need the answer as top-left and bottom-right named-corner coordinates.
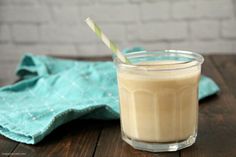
top-left (114, 50), bottom-right (204, 152)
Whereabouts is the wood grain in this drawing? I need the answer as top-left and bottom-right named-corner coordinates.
top-left (180, 56), bottom-right (236, 157)
top-left (210, 55), bottom-right (236, 98)
top-left (94, 121), bottom-right (179, 157)
top-left (10, 120), bottom-right (103, 157)
top-left (0, 136), bottom-right (18, 157)
top-left (0, 55), bottom-right (236, 157)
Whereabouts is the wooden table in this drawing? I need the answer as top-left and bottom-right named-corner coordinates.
top-left (0, 55), bottom-right (236, 157)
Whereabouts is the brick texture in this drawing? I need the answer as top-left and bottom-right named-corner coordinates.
top-left (172, 1), bottom-right (198, 19)
top-left (140, 1), bottom-right (170, 21)
top-left (40, 25), bottom-right (96, 43)
top-left (0, 25), bottom-right (11, 42)
top-left (190, 20), bottom-right (220, 40)
top-left (12, 24), bottom-right (38, 43)
top-left (0, 0), bottom-right (236, 84)
top-left (222, 20), bottom-right (236, 38)
top-left (136, 22), bottom-right (188, 41)
top-left (80, 5), bottom-right (139, 23)
top-left (0, 6), bottom-right (51, 23)
top-left (51, 6), bottom-right (80, 24)
top-left (195, 0), bottom-right (233, 19)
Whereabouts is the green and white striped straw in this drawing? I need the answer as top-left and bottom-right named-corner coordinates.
top-left (85, 17), bottom-right (130, 64)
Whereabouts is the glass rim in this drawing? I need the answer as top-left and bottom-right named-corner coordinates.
top-left (114, 50), bottom-right (204, 71)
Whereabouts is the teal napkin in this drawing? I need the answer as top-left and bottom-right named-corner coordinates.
top-left (0, 51), bottom-right (219, 144)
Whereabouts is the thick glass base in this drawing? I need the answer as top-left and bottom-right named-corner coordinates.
top-left (122, 131), bottom-right (197, 152)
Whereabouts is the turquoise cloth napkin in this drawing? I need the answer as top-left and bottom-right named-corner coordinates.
top-left (0, 51), bottom-right (219, 144)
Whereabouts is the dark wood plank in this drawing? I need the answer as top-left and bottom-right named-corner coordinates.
top-left (94, 121), bottom-right (179, 157)
top-left (10, 120), bottom-right (103, 157)
top-left (181, 56), bottom-right (236, 157)
top-left (95, 121), bottom-right (179, 157)
top-left (210, 55), bottom-right (236, 98)
top-left (0, 136), bottom-right (19, 157)
top-left (2, 55), bottom-right (236, 157)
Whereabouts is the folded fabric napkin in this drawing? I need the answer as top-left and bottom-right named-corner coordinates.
top-left (0, 50), bottom-right (219, 144)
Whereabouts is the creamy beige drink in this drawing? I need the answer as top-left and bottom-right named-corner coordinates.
top-left (118, 61), bottom-right (200, 143)
top-left (115, 50), bottom-right (204, 152)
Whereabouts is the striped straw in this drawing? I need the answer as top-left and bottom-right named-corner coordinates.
top-left (85, 17), bottom-right (130, 63)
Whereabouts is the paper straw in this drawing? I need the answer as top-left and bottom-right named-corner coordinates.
top-left (85, 17), bottom-right (130, 63)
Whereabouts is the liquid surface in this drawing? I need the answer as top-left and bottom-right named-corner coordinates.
top-left (118, 61), bottom-right (200, 142)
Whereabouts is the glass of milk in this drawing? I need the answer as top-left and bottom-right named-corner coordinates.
top-left (114, 50), bottom-right (204, 152)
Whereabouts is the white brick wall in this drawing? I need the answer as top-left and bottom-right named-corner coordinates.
top-left (40, 25), bottom-right (97, 43)
top-left (195, 0), bottom-right (233, 19)
top-left (140, 1), bottom-right (170, 21)
top-left (0, 6), bottom-right (51, 23)
top-left (172, 1), bottom-right (197, 19)
top-left (190, 20), bottom-right (219, 40)
top-left (0, 25), bottom-right (11, 42)
top-left (51, 6), bottom-right (80, 24)
top-left (222, 20), bottom-right (236, 38)
top-left (0, 0), bottom-right (236, 84)
top-left (80, 5), bottom-right (139, 23)
top-left (12, 24), bottom-right (38, 43)
top-left (138, 22), bottom-right (188, 41)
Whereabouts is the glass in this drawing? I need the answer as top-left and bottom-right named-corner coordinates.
top-left (114, 50), bottom-right (204, 152)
